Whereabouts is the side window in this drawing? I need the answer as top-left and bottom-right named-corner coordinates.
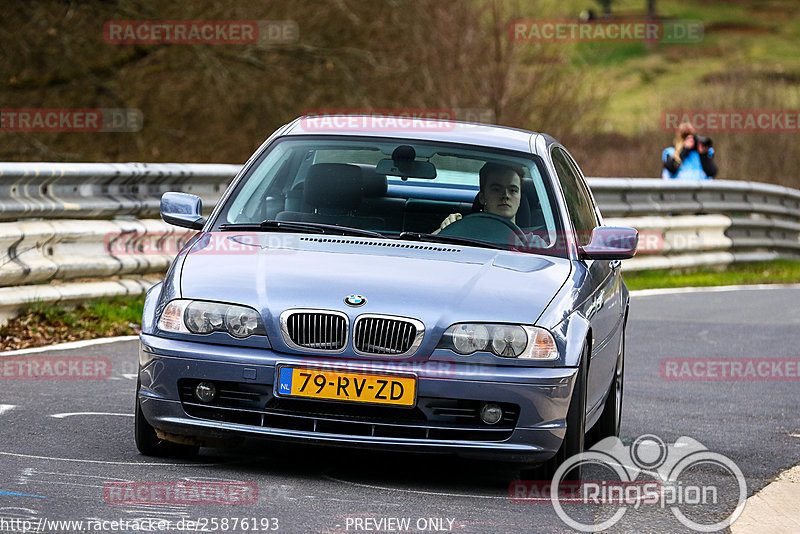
top-left (552, 147), bottom-right (597, 246)
top-left (563, 150), bottom-right (601, 224)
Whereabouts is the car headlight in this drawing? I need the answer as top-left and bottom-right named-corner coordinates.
top-left (490, 325), bottom-right (528, 357)
top-left (438, 323), bottom-right (558, 360)
top-left (185, 301), bottom-right (225, 334)
top-left (451, 324), bottom-right (490, 354)
top-left (157, 299), bottom-right (266, 339)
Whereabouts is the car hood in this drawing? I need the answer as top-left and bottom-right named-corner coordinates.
top-left (180, 233), bottom-right (571, 343)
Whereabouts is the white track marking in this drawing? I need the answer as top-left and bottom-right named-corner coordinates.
top-left (17, 467), bottom-right (33, 485)
top-left (25, 479), bottom-right (105, 489)
top-left (28, 469), bottom-right (131, 481)
top-left (0, 336), bottom-right (138, 356)
top-left (0, 405), bottom-right (16, 415)
top-left (631, 283), bottom-right (800, 298)
top-left (0, 451), bottom-right (218, 466)
top-left (50, 412), bottom-right (134, 419)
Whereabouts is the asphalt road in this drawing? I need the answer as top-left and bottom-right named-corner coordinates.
top-left (0, 287), bottom-right (798, 534)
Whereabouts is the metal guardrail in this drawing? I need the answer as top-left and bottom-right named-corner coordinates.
top-left (591, 178), bottom-right (800, 267)
top-left (3, 163), bottom-right (798, 222)
top-left (0, 217), bottom-right (192, 323)
top-left (0, 219), bottom-right (190, 286)
top-left (0, 163), bottom-right (798, 323)
top-left (0, 162), bottom-right (239, 220)
top-left (604, 214), bottom-right (735, 271)
top-left (589, 177), bottom-right (800, 219)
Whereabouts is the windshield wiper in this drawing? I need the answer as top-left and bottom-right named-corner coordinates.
top-left (219, 220), bottom-right (384, 238)
top-left (397, 232), bottom-right (518, 251)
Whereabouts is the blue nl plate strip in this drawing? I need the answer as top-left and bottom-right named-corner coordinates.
top-left (277, 366), bottom-right (293, 395)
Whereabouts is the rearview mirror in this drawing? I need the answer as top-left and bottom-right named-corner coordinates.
top-left (160, 192), bottom-right (206, 230)
top-left (375, 158), bottom-right (437, 180)
top-left (579, 226), bottom-right (638, 260)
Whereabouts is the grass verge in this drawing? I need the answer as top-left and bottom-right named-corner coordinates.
top-left (2, 260), bottom-right (799, 351)
top-left (0, 295), bottom-right (145, 352)
top-left (622, 259), bottom-right (800, 291)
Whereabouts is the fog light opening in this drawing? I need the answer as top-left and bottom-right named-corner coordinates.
top-left (195, 381), bottom-right (217, 403)
top-left (480, 403), bottom-right (503, 425)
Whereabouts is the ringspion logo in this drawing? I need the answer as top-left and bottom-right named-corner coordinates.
top-left (515, 435), bottom-right (747, 532)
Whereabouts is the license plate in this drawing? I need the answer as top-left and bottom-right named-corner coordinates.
top-left (275, 365), bottom-right (416, 407)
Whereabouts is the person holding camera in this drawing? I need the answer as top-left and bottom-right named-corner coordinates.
top-left (662, 122), bottom-right (718, 180)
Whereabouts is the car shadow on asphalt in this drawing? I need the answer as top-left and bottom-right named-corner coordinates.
top-left (197, 438), bottom-right (522, 494)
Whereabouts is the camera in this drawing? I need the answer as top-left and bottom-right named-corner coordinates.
top-left (694, 134), bottom-right (712, 148)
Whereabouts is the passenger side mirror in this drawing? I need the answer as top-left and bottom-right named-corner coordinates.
top-left (579, 226), bottom-right (638, 260)
top-left (160, 192), bottom-right (206, 230)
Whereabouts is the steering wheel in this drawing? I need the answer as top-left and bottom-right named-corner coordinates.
top-left (438, 212), bottom-right (526, 248)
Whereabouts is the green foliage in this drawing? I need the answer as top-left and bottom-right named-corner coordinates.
top-left (1, 294), bottom-right (146, 350)
top-left (622, 260), bottom-right (800, 291)
top-left (7, 295), bottom-right (144, 338)
top-left (0, 0), bottom-right (798, 186)
top-left (575, 42), bottom-right (649, 66)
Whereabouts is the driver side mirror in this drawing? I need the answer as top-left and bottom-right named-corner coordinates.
top-left (579, 226), bottom-right (638, 260)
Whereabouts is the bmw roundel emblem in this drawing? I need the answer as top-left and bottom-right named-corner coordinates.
top-left (344, 295), bottom-right (366, 307)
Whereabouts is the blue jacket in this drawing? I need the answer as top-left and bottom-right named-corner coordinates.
top-left (662, 146), bottom-right (715, 180)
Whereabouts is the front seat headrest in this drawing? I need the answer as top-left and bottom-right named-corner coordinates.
top-left (353, 164), bottom-right (388, 197)
top-left (304, 163), bottom-right (363, 211)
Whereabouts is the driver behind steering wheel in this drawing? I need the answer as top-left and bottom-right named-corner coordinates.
top-left (434, 162), bottom-right (523, 234)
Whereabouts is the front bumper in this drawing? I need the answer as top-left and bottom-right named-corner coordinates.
top-left (138, 333), bottom-right (578, 463)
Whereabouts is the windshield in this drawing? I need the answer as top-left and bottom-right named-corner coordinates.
top-left (215, 137), bottom-right (567, 257)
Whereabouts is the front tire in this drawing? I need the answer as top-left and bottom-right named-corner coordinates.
top-left (135, 383), bottom-right (199, 458)
top-left (521, 342), bottom-right (588, 481)
top-left (591, 329), bottom-right (625, 443)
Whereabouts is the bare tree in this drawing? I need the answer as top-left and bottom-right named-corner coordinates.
top-left (647, 0), bottom-right (657, 19)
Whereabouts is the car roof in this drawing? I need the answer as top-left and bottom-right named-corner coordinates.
top-left (281, 115), bottom-right (557, 156)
